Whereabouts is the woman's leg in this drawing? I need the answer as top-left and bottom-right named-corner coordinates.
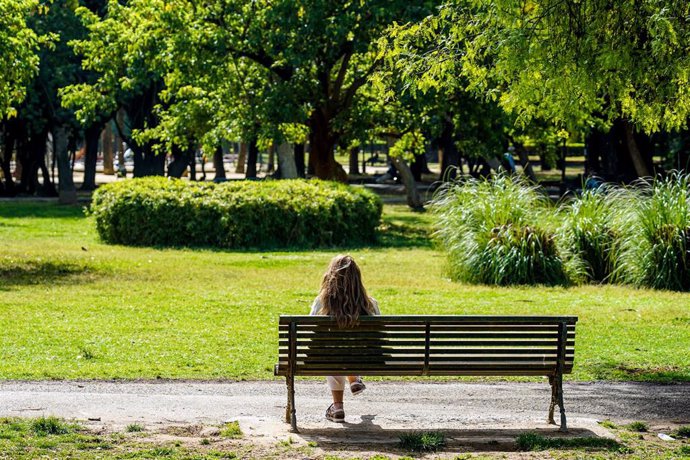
top-left (327, 376), bottom-right (347, 409)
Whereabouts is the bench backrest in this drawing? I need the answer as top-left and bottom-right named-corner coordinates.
top-left (277, 315), bottom-right (577, 377)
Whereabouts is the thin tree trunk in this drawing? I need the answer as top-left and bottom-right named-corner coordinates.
top-left (246, 139), bottom-right (258, 178)
top-left (514, 143), bottom-right (537, 181)
top-left (294, 143), bottom-right (305, 178)
top-left (54, 126), bottom-right (77, 204)
top-left (348, 146), bottom-right (360, 175)
top-left (236, 142), bottom-right (247, 174)
top-left (439, 118), bottom-right (459, 181)
top-left (81, 123), bottom-right (101, 190)
top-left (213, 145), bottom-right (226, 180)
top-left (623, 120), bottom-right (652, 178)
top-left (115, 110), bottom-right (126, 177)
top-left (391, 156), bottom-right (423, 210)
top-left (277, 142), bottom-right (298, 179)
top-left (1, 123), bottom-right (17, 195)
top-left (102, 122), bottom-right (114, 175)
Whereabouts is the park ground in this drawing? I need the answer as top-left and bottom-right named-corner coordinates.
top-left (1, 199), bottom-right (690, 458)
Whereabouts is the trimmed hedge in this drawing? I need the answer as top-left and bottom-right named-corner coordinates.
top-left (90, 177), bottom-right (382, 249)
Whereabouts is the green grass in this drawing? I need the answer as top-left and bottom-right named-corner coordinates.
top-left (398, 431), bottom-right (445, 452)
top-left (219, 421), bottom-right (242, 439)
top-left (1, 201), bottom-right (689, 381)
top-left (515, 432), bottom-right (621, 451)
top-left (626, 421), bottom-right (649, 432)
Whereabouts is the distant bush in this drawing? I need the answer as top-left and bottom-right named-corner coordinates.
top-left (432, 174), bottom-right (567, 286)
top-left (90, 178), bottom-right (382, 249)
top-left (559, 187), bottom-right (619, 283)
top-left (616, 173), bottom-right (690, 291)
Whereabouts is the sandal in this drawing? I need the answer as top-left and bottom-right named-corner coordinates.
top-left (325, 403), bottom-right (345, 423)
top-left (350, 378), bottom-right (366, 396)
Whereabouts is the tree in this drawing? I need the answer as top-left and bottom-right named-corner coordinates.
top-left (0, 0), bottom-right (40, 119)
top-left (65, 0), bottom-right (437, 182)
top-left (391, 0), bottom-right (690, 180)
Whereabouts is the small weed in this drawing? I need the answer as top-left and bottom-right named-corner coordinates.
top-left (200, 438), bottom-right (211, 445)
top-left (278, 436), bottom-right (294, 447)
top-left (31, 416), bottom-right (74, 436)
top-left (676, 445), bottom-right (690, 455)
top-left (516, 432), bottom-right (621, 451)
top-left (626, 421), bottom-right (648, 432)
top-left (219, 421), bottom-right (242, 439)
top-left (307, 441), bottom-right (318, 447)
top-left (125, 423), bottom-right (144, 433)
top-left (673, 425), bottom-right (690, 438)
top-left (141, 446), bottom-right (176, 457)
top-left (399, 431), bottom-right (446, 452)
top-left (598, 419), bottom-right (618, 429)
top-left (78, 347), bottom-right (96, 360)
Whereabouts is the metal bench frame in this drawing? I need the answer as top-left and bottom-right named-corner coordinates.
top-left (275, 315), bottom-right (577, 433)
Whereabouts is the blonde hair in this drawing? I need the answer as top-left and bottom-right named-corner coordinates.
top-left (317, 255), bottom-right (375, 327)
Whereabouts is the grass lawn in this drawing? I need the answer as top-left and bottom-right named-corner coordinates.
top-left (0, 416), bottom-right (688, 459)
top-left (0, 200), bottom-right (689, 381)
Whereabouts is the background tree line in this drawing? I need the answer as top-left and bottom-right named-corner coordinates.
top-left (1, 0), bottom-right (690, 205)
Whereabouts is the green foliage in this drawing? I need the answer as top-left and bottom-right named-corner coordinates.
top-left (398, 431), bottom-right (445, 452)
top-left (515, 432), bottom-right (621, 451)
top-left (90, 178), bottom-right (382, 249)
top-left (31, 417), bottom-right (75, 437)
top-left (432, 174), bottom-right (567, 285)
top-left (673, 425), bottom-right (690, 438)
top-left (616, 173), bottom-right (690, 291)
top-left (220, 421), bottom-right (242, 439)
top-left (125, 424), bottom-right (144, 433)
top-left (560, 188), bottom-right (619, 283)
top-left (598, 420), bottom-right (618, 430)
top-left (391, 0), bottom-right (690, 134)
top-left (626, 421), bottom-right (649, 432)
top-left (0, 0), bottom-right (41, 118)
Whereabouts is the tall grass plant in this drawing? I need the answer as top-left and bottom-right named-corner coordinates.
top-left (432, 174), bottom-right (567, 286)
top-left (616, 172), bottom-right (690, 291)
top-left (559, 187), bottom-right (619, 283)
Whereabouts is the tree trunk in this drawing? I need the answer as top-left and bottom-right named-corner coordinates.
top-left (54, 125), bottom-right (77, 204)
top-left (102, 122), bottom-right (115, 175)
top-left (267, 144), bottom-right (275, 173)
top-left (514, 143), bottom-right (537, 181)
top-left (622, 120), bottom-right (652, 178)
top-left (235, 142), bottom-right (246, 174)
top-left (391, 156), bottom-right (424, 210)
top-left (1, 121), bottom-right (17, 195)
top-left (81, 123), bottom-right (101, 190)
top-left (168, 144), bottom-right (193, 178)
top-left (294, 143), bottom-right (305, 178)
top-left (276, 142), bottom-right (298, 179)
top-left (115, 110), bottom-right (127, 177)
top-left (439, 117), bottom-right (459, 181)
top-left (213, 145), bottom-right (226, 180)
top-left (246, 139), bottom-right (258, 178)
top-left (309, 110), bottom-right (347, 182)
top-left (348, 146), bottom-right (360, 175)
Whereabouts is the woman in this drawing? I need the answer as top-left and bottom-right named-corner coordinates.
top-left (310, 254), bottom-right (380, 423)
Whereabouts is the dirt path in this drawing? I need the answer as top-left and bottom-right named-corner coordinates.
top-left (2, 380), bottom-right (688, 442)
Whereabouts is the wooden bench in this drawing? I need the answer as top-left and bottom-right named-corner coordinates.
top-left (275, 315), bottom-right (577, 432)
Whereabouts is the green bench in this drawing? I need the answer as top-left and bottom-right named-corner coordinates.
top-left (275, 315), bottom-right (577, 432)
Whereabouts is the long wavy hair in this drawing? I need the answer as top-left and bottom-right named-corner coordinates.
top-left (317, 255), bottom-right (375, 327)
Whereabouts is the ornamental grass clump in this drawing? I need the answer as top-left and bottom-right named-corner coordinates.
top-left (559, 187), bottom-right (619, 283)
top-left (432, 174), bottom-right (567, 286)
top-left (616, 173), bottom-right (690, 291)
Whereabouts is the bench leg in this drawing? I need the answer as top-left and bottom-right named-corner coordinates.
top-left (547, 376), bottom-right (557, 425)
top-left (286, 375), bottom-right (298, 433)
top-left (556, 374), bottom-right (567, 432)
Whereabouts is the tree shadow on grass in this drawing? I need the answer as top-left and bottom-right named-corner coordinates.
top-left (587, 361), bottom-right (690, 383)
top-left (0, 259), bottom-right (98, 290)
top-left (0, 202), bottom-right (86, 219)
top-left (376, 213), bottom-right (434, 249)
top-left (297, 416), bottom-right (610, 455)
